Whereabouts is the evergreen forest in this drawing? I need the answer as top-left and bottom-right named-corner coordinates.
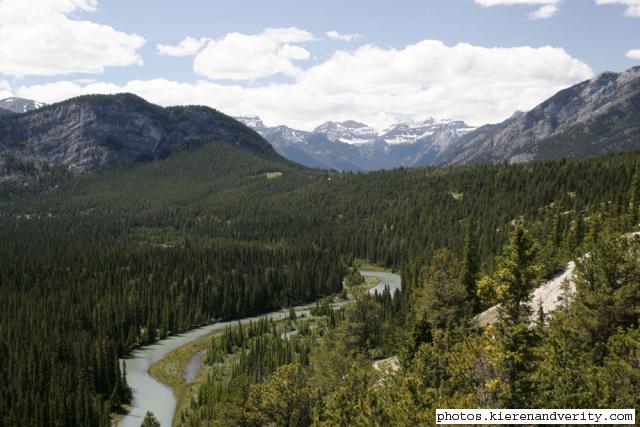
top-left (1, 140), bottom-right (639, 425)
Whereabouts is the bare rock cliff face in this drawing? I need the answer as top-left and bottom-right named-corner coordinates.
top-left (0, 94), bottom-right (276, 186)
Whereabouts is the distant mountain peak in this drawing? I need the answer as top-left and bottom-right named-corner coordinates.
top-left (315, 120), bottom-right (369, 129)
top-left (382, 117), bottom-right (475, 145)
top-left (0, 97), bottom-right (46, 114)
top-left (312, 120), bottom-right (378, 145)
top-left (234, 113), bottom-right (476, 170)
top-left (236, 115), bottom-right (269, 134)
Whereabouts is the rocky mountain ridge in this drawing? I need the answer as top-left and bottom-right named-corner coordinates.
top-left (0, 94), bottom-right (278, 187)
top-left (237, 116), bottom-right (475, 171)
top-left (435, 66), bottom-right (640, 165)
top-left (244, 66), bottom-right (640, 170)
top-left (3, 65), bottom-right (640, 187)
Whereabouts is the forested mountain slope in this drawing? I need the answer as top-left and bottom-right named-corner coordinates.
top-left (6, 140), bottom-right (637, 266)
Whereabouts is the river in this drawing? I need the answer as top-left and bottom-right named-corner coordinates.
top-left (118, 270), bottom-right (400, 426)
top-left (363, 270), bottom-right (401, 295)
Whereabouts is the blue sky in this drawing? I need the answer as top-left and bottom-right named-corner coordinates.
top-left (0, 0), bottom-right (638, 130)
top-left (87, 0), bottom-right (639, 83)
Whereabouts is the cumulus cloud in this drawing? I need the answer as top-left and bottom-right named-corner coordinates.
top-left (474, 0), bottom-right (561, 19)
top-left (595, 0), bottom-right (640, 16)
top-left (0, 0), bottom-right (145, 77)
top-left (627, 49), bottom-right (640, 59)
top-left (14, 40), bottom-right (593, 131)
top-left (326, 31), bottom-right (362, 42)
top-left (156, 36), bottom-right (211, 57)
top-left (0, 80), bottom-right (13, 99)
top-left (192, 27), bottom-right (313, 80)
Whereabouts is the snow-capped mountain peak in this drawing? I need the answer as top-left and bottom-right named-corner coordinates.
top-left (313, 120), bottom-right (379, 145)
top-left (271, 125), bottom-right (307, 145)
top-left (381, 118), bottom-right (475, 145)
top-left (235, 116), bottom-right (309, 146)
top-left (235, 115), bottom-right (269, 134)
top-left (0, 97), bottom-right (46, 114)
top-left (233, 113), bottom-right (475, 171)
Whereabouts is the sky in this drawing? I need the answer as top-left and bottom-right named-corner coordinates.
top-left (0, 0), bottom-right (638, 131)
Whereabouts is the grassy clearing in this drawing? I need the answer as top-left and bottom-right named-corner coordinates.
top-left (265, 171), bottom-right (283, 179)
top-left (127, 226), bottom-right (187, 248)
top-left (354, 259), bottom-right (389, 272)
top-left (363, 275), bottom-right (381, 291)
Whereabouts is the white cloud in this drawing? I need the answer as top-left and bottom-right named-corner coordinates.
top-left (0, 0), bottom-right (145, 77)
top-left (0, 80), bottom-right (13, 99)
top-left (157, 36), bottom-right (211, 57)
top-left (596, 0), bottom-right (640, 16)
top-left (474, 0), bottom-right (561, 19)
top-left (530, 4), bottom-right (559, 18)
top-left (0, 0), bottom-right (95, 19)
top-left (326, 31), bottom-right (362, 42)
top-left (627, 49), bottom-right (640, 59)
top-left (193, 27), bottom-right (313, 80)
top-left (277, 44), bottom-right (312, 60)
top-left (15, 40), bottom-right (593, 132)
top-left (476, 0), bottom-right (640, 17)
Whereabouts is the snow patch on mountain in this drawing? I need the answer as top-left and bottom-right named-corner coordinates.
top-left (313, 120), bottom-right (379, 145)
top-left (0, 97), bottom-right (46, 114)
top-left (382, 118), bottom-right (476, 145)
top-left (236, 116), bottom-right (268, 134)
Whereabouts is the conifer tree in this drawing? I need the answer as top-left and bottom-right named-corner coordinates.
top-left (141, 411), bottom-right (160, 427)
top-left (628, 163), bottom-right (640, 227)
top-left (485, 221), bottom-right (541, 407)
top-left (460, 217), bottom-right (480, 313)
top-left (245, 363), bottom-right (313, 427)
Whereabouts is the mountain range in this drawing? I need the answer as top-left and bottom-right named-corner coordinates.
top-left (236, 116), bottom-right (475, 171)
top-left (1, 66), bottom-right (640, 189)
top-left (238, 66), bottom-right (640, 170)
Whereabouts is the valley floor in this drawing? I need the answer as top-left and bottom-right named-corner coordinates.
top-left (135, 269), bottom-right (396, 426)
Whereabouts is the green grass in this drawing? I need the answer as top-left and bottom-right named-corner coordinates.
top-left (149, 332), bottom-right (219, 426)
top-left (149, 338), bottom-right (210, 388)
top-left (128, 226), bottom-right (188, 248)
top-left (354, 259), bottom-right (389, 272)
top-left (265, 171), bottom-right (284, 179)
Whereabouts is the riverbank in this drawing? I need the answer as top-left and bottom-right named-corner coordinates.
top-left (118, 268), bottom-right (397, 426)
top-left (147, 302), bottom-right (337, 426)
top-left (116, 302), bottom-right (342, 426)
top-left (148, 335), bottom-right (215, 427)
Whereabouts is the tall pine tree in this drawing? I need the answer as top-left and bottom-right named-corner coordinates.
top-left (460, 217), bottom-right (480, 314)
